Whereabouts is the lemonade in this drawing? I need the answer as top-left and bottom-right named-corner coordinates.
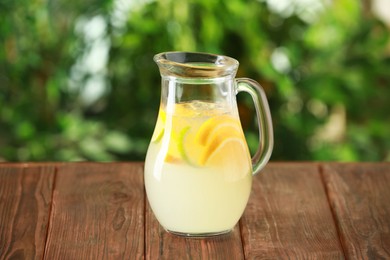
top-left (144, 100), bottom-right (252, 236)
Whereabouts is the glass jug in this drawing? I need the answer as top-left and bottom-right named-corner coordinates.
top-left (144, 51), bottom-right (273, 237)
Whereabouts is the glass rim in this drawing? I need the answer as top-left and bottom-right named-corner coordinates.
top-left (154, 51), bottom-right (239, 78)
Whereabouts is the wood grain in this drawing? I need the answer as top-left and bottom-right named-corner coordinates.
top-left (145, 199), bottom-right (245, 259)
top-left (43, 163), bottom-right (145, 259)
top-left (1, 162), bottom-right (389, 259)
top-left (240, 163), bottom-right (344, 259)
top-left (321, 163), bottom-right (390, 259)
top-left (0, 165), bottom-right (55, 259)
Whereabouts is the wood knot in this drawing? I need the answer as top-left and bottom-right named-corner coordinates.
top-left (112, 207), bottom-right (126, 230)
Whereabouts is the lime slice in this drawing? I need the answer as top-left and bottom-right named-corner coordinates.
top-left (151, 110), bottom-right (166, 143)
top-left (178, 126), bottom-right (192, 164)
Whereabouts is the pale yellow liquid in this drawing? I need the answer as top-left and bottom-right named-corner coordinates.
top-left (144, 101), bottom-right (252, 235)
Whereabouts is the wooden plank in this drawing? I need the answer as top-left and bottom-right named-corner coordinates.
top-left (44, 163), bottom-right (144, 259)
top-left (321, 163), bottom-right (390, 259)
top-left (145, 199), bottom-right (245, 259)
top-left (0, 165), bottom-right (55, 259)
top-left (240, 163), bottom-right (344, 259)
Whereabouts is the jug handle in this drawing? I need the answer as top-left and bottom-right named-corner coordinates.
top-left (236, 78), bottom-right (274, 175)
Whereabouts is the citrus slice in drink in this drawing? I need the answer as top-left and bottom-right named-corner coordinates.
top-left (195, 115), bottom-right (240, 146)
top-left (199, 128), bottom-right (244, 166)
top-left (164, 126), bottom-right (182, 163)
top-left (151, 109), bottom-right (166, 143)
top-left (203, 137), bottom-right (249, 167)
top-left (163, 104), bottom-right (202, 164)
top-left (177, 126), bottom-right (202, 166)
top-left (193, 114), bottom-right (249, 166)
top-left (161, 104), bottom-right (249, 167)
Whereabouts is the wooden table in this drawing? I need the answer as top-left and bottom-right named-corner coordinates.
top-left (1, 162), bottom-right (389, 259)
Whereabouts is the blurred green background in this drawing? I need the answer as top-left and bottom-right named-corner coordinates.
top-left (1, 0), bottom-right (390, 162)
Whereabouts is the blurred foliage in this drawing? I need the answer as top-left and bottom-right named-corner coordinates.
top-left (1, 0), bottom-right (389, 162)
